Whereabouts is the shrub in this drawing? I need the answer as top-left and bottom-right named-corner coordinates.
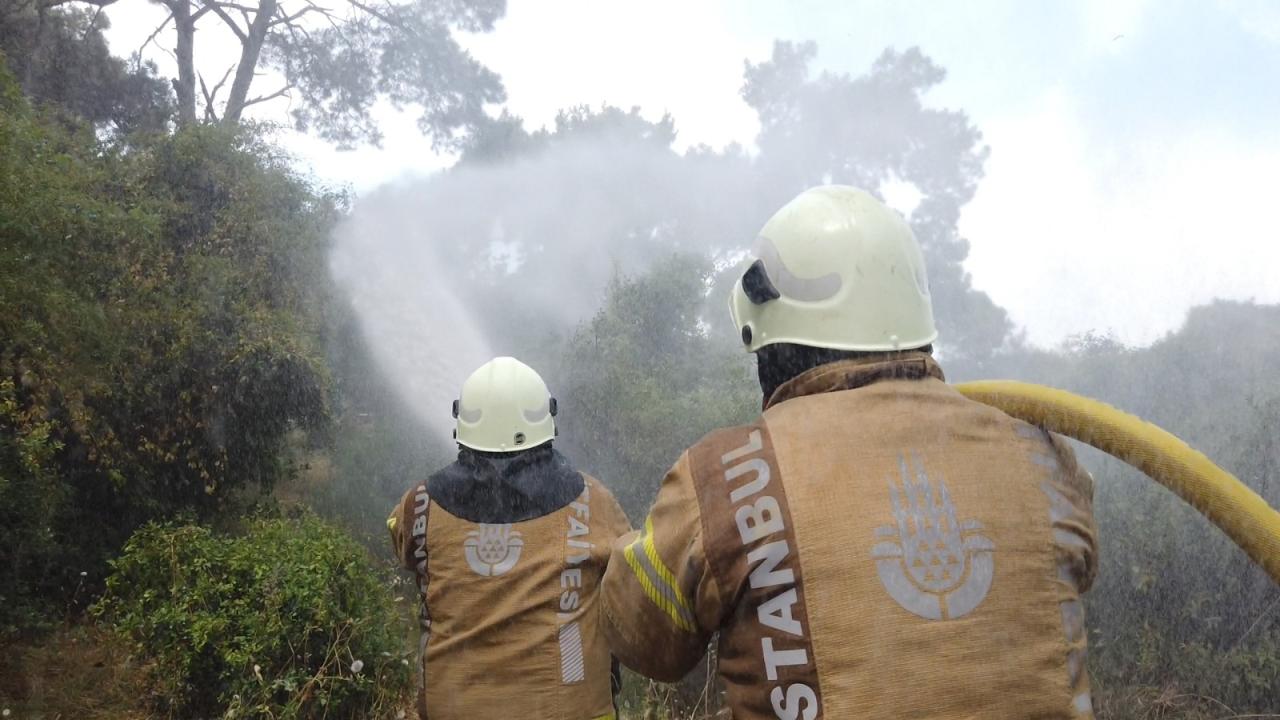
top-left (3, 49), bottom-right (338, 629)
top-left (96, 516), bottom-right (411, 719)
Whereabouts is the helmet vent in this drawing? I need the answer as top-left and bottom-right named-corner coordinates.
top-left (513, 432), bottom-right (526, 446)
top-left (741, 325), bottom-right (753, 346)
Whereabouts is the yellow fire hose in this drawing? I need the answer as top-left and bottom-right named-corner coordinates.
top-left (955, 380), bottom-right (1280, 585)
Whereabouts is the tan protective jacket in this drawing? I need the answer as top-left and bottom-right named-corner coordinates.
top-left (390, 473), bottom-right (631, 720)
top-left (600, 354), bottom-right (1098, 719)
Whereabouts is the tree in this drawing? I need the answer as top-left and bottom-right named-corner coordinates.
top-left (978, 301), bottom-right (1280, 713)
top-left (1, 55), bottom-right (341, 632)
top-left (555, 256), bottom-right (757, 517)
top-left (742, 41), bottom-right (1011, 364)
top-left (29, 0), bottom-right (505, 147)
top-left (0, 2), bottom-right (173, 134)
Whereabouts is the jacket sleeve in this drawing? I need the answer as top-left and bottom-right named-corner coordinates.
top-left (387, 487), bottom-right (420, 572)
top-left (1046, 434), bottom-right (1099, 593)
top-left (599, 451), bottom-right (724, 682)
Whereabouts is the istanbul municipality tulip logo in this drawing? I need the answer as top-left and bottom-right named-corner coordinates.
top-left (465, 523), bottom-right (524, 577)
top-left (871, 453), bottom-right (994, 620)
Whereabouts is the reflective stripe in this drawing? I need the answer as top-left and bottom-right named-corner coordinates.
top-left (592, 713), bottom-right (616, 720)
top-left (640, 517), bottom-right (695, 612)
top-left (558, 621), bottom-right (585, 683)
top-left (622, 517), bottom-right (697, 632)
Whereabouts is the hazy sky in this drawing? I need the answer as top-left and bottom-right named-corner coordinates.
top-left (103, 0), bottom-right (1280, 348)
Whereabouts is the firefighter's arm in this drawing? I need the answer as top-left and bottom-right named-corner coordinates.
top-left (599, 452), bottom-right (722, 682)
top-left (386, 487), bottom-right (419, 572)
top-left (1048, 434), bottom-right (1099, 592)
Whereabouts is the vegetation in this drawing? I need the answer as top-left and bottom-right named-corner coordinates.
top-left (557, 255), bottom-right (756, 515)
top-left (996, 303), bottom-right (1280, 714)
top-left (0, 54), bottom-right (339, 638)
top-left (96, 516), bottom-right (411, 718)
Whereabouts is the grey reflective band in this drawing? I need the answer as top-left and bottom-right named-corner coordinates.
top-left (631, 533), bottom-right (698, 630)
top-left (753, 236), bottom-right (843, 302)
top-left (457, 404), bottom-right (482, 423)
top-left (522, 402), bottom-right (551, 423)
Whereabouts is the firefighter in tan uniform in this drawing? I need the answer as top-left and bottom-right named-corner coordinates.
top-left (600, 186), bottom-right (1098, 719)
top-left (389, 357), bottom-right (631, 720)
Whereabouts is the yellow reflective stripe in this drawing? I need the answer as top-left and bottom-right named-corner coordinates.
top-left (622, 518), bottom-right (697, 633)
top-left (640, 516), bottom-right (695, 615)
top-left (386, 515), bottom-right (398, 531)
top-left (591, 713), bottom-right (616, 720)
top-left (624, 543), bottom-right (693, 632)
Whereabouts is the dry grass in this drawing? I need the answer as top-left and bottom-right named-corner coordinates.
top-left (1092, 685), bottom-right (1280, 720)
top-left (5, 628), bottom-right (1273, 720)
top-left (0, 624), bottom-right (151, 719)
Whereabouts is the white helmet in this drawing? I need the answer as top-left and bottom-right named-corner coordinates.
top-left (453, 357), bottom-right (557, 453)
top-left (728, 185), bottom-right (937, 353)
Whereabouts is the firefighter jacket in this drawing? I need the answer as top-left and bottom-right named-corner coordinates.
top-left (600, 352), bottom-right (1099, 719)
top-left (389, 446), bottom-right (632, 720)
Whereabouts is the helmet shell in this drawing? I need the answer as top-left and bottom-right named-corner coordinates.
top-left (455, 357), bottom-right (556, 452)
top-left (729, 185), bottom-right (937, 353)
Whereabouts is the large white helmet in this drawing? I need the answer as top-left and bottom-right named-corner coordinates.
top-left (728, 185), bottom-right (937, 353)
top-left (453, 357), bottom-right (557, 453)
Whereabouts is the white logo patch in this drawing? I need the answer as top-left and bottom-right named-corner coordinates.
top-left (464, 523), bottom-right (523, 577)
top-left (871, 454), bottom-right (994, 620)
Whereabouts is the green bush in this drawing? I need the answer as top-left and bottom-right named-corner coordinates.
top-left (2, 50), bottom-right (339, 633)
top-left (96, 516), bottom-right (411, 719)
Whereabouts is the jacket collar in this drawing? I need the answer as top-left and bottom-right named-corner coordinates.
top-left (764, 352), bottom-right (946, 410)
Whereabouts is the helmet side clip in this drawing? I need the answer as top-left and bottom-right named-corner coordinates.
top-left (742, 259), bottom-right (781, 305)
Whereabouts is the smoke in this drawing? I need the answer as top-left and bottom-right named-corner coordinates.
top-left (329, 126), bottom-right (766, 438)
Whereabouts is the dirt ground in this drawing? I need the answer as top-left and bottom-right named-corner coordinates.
top-left (0, 625), bottom-right (150, 720)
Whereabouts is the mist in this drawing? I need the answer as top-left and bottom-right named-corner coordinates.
top-left (331, 44), bottom-right (1013, 443)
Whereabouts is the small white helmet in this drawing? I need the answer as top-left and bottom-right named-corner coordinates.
top-left (728, 185), bottom-right (937, 353)
top-left (453, 357), bottom-right (557, 453)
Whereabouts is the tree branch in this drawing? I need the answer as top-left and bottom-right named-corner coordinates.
top-left (81, 3), bottom-right (106, 40)
top-left (40, 0), bottom-right (120, 7)
top-left (220, 0), bottom-right (277, 123)
top-left (303, 0), bottom-right (342, 30)
top-left (198, 72), bottom-right (221, 122)
top-left (343, 0), bottom-right (402, 30)
top-left (209, 64), bottom-right (235, 103)
top-left (134, 12), bottom-right (175, 68)
top-left (198, 65), bottom-right (237, 121)
top-left (240, 84), bottom-right (293, 109)
top-left (197, 0), bottom-right (259, 12)
top-left (270, 3), bottom-right (329, 28)
top-left (200, 1), bottom-right (248, 42)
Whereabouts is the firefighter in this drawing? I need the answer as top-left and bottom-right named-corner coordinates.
top-left (388, 356), bottom-right (631, 720)
top-left (599, 186), bottom-right (1098, 718)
